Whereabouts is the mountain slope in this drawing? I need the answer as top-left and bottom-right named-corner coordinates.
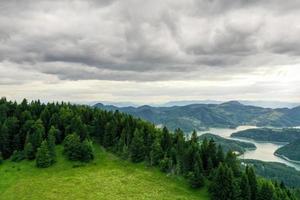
top-left (94, 101), bottom-right (300, 132)
top-left (275, 139), bottom-right (300, 162)
top-left (231, 128), bottom-right (300, 143)
top-left (0, 145), bottom-right (209, 200)
top-left (198, 133), bottom-right (256, 154)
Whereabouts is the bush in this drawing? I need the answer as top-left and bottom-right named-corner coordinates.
top-left (11, 150), bottom-right (25, 162)
top-left (63, 133), bottom-right (94, 162)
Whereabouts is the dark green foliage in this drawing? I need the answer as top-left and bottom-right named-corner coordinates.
top-left (210, 164), bottom-right (238, 200)
top-left (159, 156), bottom-right (172, 173)
top-left (48, 126), bottom-right (57, 163)
top-left (257, 181), bottom-right (275, 200)
top-left (0, 122), bottom-right (10, 159)
top-left (130, 129), bottom-right (145, 163)
top-left (11, 150), bottom-right (25, 162)
top-left (240, 173), bottom-right (251, 200)
top-left (246, 166), bottom-right (258, 200)
top-left (0, 152), bottom-right (3, 164)
top-left (275, 138), bottom-right (300, 161)
top-left (24, 142), bottom-right (35, 160)
top-left (36, 140), bottom-right (52, 168)
top-left (225, 151), bottom-right (241, 177)
top-left (188, 158), bottom-right (204, 188)
top-left (0, 97), bottom-right (297, 200)
top-left (63, 133), bottom-right (94, 162)
top-left (232, 128), bottom-right (300, 143)
top-left (149, 138), bottom-right (163, 166)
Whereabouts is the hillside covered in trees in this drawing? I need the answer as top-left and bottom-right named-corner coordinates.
top-left (231, 128), bottom-right (300, 143)
top-left (94, 101), bottom-right (300, 132)
top-left (275, 139), bottom-right (300, 162)
top-left (0, 97), bottom-right (297, 200)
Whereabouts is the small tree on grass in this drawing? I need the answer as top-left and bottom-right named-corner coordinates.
top-left (48, 127), bottom-right (57, 163)
top-left (36, 140), bottom-right (52, 168)
top-left (63, 133), bottom-right (94, 162)
top-left (25, 142), bottom-right (35, 160)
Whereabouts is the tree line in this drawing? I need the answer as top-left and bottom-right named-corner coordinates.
top-left (0, 97), bottom-right (297, 200)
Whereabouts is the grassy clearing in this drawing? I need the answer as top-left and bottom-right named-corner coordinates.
top-left (0, 145), bottom-right (210, 200)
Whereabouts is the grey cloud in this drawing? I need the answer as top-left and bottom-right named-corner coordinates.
top-left (1, 0), bottom-right (300, 82)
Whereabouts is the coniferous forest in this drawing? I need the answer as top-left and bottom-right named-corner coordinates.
top-left (0, 97), bottom-right (297, 200)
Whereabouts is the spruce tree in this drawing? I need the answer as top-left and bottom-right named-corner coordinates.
top-left (25, 142), bottom-right (35, 160)
top-left (48, 127), bottom-right (57, 163)
top-left (150, 138), bottom-right (163, 166)
top-left (188, 157), bottom-right (204, 188)
top-left (36, 140), bottom-right (52, 168)
top-left (246, 166), bottom-right (258, 200)
top-left (0, 122), bottom-right (10, 159)
top-left (210, 164), bottom-right (238, 200)
top-left (240, 173), bottom-right (251, 200)
top-left (130, 129), bottom-right (145, 163)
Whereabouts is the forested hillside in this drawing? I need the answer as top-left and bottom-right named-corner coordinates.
top-left (275, 139), bottom-right (300, 162)
top-left (94, 101), bottom-right (300, 132)
top-left (198, 133), bottom-right (256, 154)
top-left (0, 97), bottom-right (297, 200)
top-left (231, 128), bottom-right (300, 143)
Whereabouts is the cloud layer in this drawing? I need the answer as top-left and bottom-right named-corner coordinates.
top-left (0, 0), bottom-right (300, 102)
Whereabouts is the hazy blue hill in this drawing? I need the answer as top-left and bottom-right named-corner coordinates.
top-left (231, 128), bottom-right (300, 143)
top-left (275, 139), bottom-right (300, 161)
top-left (198, 133), bottom-right (256, 154)
top-left (94, 101), bottom-right (300, 132)
top-left (242, 159), bottom-right (300, 188)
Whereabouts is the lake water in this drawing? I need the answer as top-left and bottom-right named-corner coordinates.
top-left (199, 126), bottom-right (300, 171)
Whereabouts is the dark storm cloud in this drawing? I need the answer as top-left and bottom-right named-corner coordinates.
top-left (1, 0), bottom-right (300, 83)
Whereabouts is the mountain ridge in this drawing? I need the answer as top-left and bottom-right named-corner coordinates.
top-left (94, 101), bottom-right (300, 132)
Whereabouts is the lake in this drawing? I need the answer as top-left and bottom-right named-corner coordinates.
top-left (199, 126), bottom-right (300, 171)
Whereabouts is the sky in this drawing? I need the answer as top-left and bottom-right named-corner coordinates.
top-left (1, 0), bottom-right (300, 104)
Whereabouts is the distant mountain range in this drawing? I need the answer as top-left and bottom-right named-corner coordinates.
top-left (94, 101), bottom-right (300, 132)
top-left (91, 100), bottom-right (300, 109)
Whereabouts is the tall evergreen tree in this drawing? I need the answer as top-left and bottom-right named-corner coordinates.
top-left (130, 129), bottom-right (145, 163)
top-left (210, 164), bottom-right (238, 200)
top-left (0, 122), bottom-right (10, 159)
top-left (36, 140), bottom-right (52, 168)
top-left (24, 142), bottom-right (35, 160)
top-left (240, 173), bottom-right (251, 200)
top-left (246, 166), bottom-right (258, 200)
top-left (48, 126), bottom-right (57, 163)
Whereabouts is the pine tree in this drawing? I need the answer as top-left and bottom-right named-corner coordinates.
top-left (0, 122), bottom-right (10, 159)
top-left (225, 151), bottom-right (240, 177)
top-left (216, 145), bottom-right (224, 164)
top-left (80, 139), bottom-right (94, 162)
top-left (48, 126), bottom-right (57, 163)
top-left (150, 138), bottom-right (163, 166)
top-left (240, 173), bottom-right (251, 200)
top-left (257, 181), bottom-right (275, 200)
top-left (130, 129), bottom-right (145, 163)
top-left (36, 140), bottom-right (52, 168)
top-left (25, 142), bottom-right (35, 160)
top-left (188, 157), bottom-right (204, 188)
top-left (246, 166), bottom-right (258, 200)
top-left (210, 164), bottom-right (238, 200)
top-left (161, 127), bottom-right (171, 154)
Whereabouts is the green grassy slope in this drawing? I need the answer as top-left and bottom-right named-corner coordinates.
top-left (0, 145), bottom-right (209, 200)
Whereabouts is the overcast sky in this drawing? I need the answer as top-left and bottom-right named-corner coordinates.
top-left (1, 0), bottom-right (300, 103)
